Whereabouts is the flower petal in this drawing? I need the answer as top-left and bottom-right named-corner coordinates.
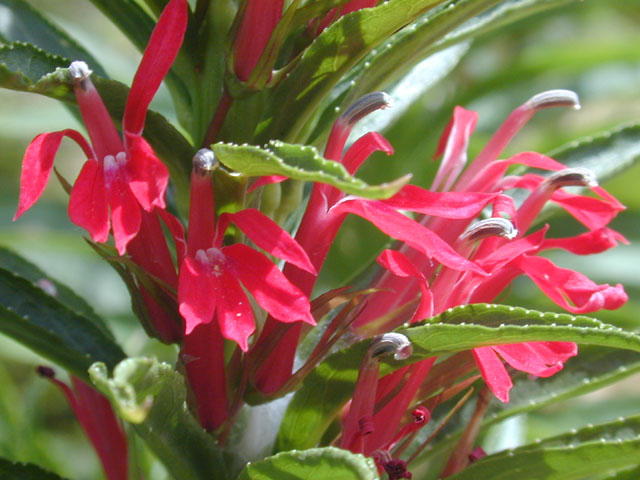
top-left (247, 175), bottom-right (287, 193)
top-left (472, 347), bottom-right (512, 403)
top-left (542, 228), bottom-right (628, 255)
top-left (219, 209), bottom-right (316, 274)
top-left (125, 133), bottom-right (169, 211)
top-left (224, 244), bottom-right (315, 325)
top-left (342, 132), bottom-right (393, 175)
top-left (492, 342), bottom-right (576, 377)
top-left (123, 0), bottom-right (188, 135)
top-left (15, 129), bottom-right (93, 220)
top-left (157, 208), bottom-right (187, 263)
top-left (216, 269), bottom-right (255, 352)
top-left (68, 159), bottom-right (110, 243)
top-left (106, 170), bottom-right (142, 255)
top-left (178, 256), bottom-right (217, 334)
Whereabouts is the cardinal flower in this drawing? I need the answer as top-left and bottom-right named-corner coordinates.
top-left (14, 0), bottom-right (188, 255)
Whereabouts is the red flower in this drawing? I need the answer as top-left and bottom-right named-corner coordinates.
top-left (14, 0), bottom-right (188, 254)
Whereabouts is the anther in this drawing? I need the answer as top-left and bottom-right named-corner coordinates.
top-left (36, 366), bottom-right (56, 378)
top-left (524, 89), bottom-right (581, 111)
top-left (193, 148), bottom-right (218, 176)
top-left (545, 167), bottom-right (597, 189)
top-left (340, 92), bottom-right (392, 127)
top-left (68, 61), bottom-right (92, 81)
top-left (369, 332), bottom-right (412, 361)
top-left (460, 217), bottom-right (518, 243)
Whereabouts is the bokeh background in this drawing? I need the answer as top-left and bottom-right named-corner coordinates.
top-left (0, 1), bottom-right (639, 478)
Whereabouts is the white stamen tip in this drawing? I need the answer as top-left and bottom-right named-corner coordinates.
top-left (525, 89), bottom-right (581, 111)
top-left (369, 332), bottom-right (412, 361)
top-left (193, 148), bottom-right (218, 176)
top-left (461, 217), bottom-right (518, 243)
top-left (68, 61), bottom-right (92, 81)
top-left (340, 92), bottom-right (392, 127)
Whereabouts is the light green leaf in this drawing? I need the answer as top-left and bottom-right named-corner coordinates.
top-left (212, 140), bottom-right (410, 199)
top-left (90, 357), bottom-right (242, 480)
top-left (276, 304), bottom-right (640, 451)
top-left (0, 457), bottom-right (68, 479)
top-left (447, 415), bottom-right (640, 480)
top-left (235, 447), bottom-right (379, 480)
top-left (0, 264), bottom-right (125, 381)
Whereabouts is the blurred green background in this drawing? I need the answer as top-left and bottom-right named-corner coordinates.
top-left (0, 1), bottom-right (639, 478)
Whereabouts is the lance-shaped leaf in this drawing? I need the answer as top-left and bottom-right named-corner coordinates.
top-left (0, 0), bottom-right (107, 77)
top-left (276, 304), bottom-right (640, 451)
top-left (0, 457), bottom-right (68, 479)
top-left (90, 357), bottom-right (242, 480)
top-left (447, 415), bottom-right (640, 480)
top-left (212, 141), bottom-right (410, 199)
top-left (0, 261), bottom-right (125, 381)
top-left (235, 447), bottom-right (379, 480)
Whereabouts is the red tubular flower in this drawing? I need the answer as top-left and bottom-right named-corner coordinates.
top-left (14, 0), bottom-right (188, 255)
top-left (233, 0), bottom-right (284, 81)
top-left (37, 367), bottom-right (128, 480)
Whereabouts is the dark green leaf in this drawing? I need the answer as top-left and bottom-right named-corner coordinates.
top-left (0, 0), bottom-right (107, 77)
top-left (447, 415), bottom-right (640, 480)
top-left (0, 266), bottom-right (125, 381)
top-left (277, 304), bottom-right (640, 451)
top-left (212, 140), bottom-right (410, 199)
top-left (235, 447), bottom-right (379, 480)
top-left (90, 358), bottom-right (242, 480)
top-left (0, 457), bottom-right (68, 480)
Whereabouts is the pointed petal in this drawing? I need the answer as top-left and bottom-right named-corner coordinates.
top-left (125, 133), bottom-right (169, 211)
top-left (382, 185), bottom-right (496, 219)
top-left (123, 0), bottom-right (188, 135)
top-left (342, 132), bottom-right (393, 175)
top-left (330, 198), bottom-right (486, 274)
top-left (517, 255), bottom-right (628, 313)
top-left (106, 171), bottom-right (142, 255)
top-left (220, 209), bottom-right (316, 274)
top-left (493, 342), bottom-right (576, 377)
top-left (15, 129), bottom-right (92, 220)
top-left (376, 249), bottom-right (433, 320)
top-left (216, 269), bottom-right (255, 351)
top-left (68, 159), bottom-right (110, 243)
top-left (472, 347), bottom-right (512, 403)
top-left (179, 256), bottom-right (217, 334)
top-left (157, 208), bottom-right (187, 262)
top-left (542, 228), bottom-right (628, 255)
top-left (247, 175), bottom-right (287, 193)
top-left (224, 244), bottom-right (315, 325)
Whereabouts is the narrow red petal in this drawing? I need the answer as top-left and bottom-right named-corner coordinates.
top-left (179, 256), bottom-right (217, 334)
top-left (382, 185), bottom-right (496, 219)
top-left (220, 209), bottom-right (316, 274)
top-left (542, 228), bottom-right (628, 255)
top-left (124, 0), bottom-right (188, 135)
top-left (472, 347), bottom-right (512, 403)
top-left (68, 159), bottom-right (110, 243)
top-left (493, 342), bottom-right (574, 377)
top-left (216, 269), bottom-right (256, 351)
top-left (106, 171), bottom-right (142, 255)
top-left (224, 244), bottom-right (315, 325)
top-left (247, 175), bottom-right (287, 193)
top-left (342, 132), bottom-right (393, 175)
top-left (125, 133), bottom-right (169, 211)
top-left (157, 208), bottom-right (187, 263)
top-left (15, 129), bottom-right (92, 220)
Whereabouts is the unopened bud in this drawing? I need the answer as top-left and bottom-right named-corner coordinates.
top-left (460, 217), bottom-right (518, 243)
top-left (340, 92), bottom-right (392, 127)
top-left (192, 148), bottom-right (218, 176)
top-left (524, 89), bottom-right (581, 111)
top-left (545, 167), bottom-right (597, 189)
top-left (369, 332), bottom-right (412, 361)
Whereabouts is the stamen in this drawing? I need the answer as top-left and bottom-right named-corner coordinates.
top-left (339, 92), bottom-right (393, 127)
top-left (193, 148), bottom-right (218, 176)
top-left (36, 366), bottom-right (55, 378)
top-left (524, 89), bottom-right (581, 111)
top-left (68, 61), bottom-right (92, 82)
top-left (460, 217), bottom-right (518, 243)
top-left (545, 167), bottom-right (597, 189)
top-left (369, 332), bottom-right (413, 361)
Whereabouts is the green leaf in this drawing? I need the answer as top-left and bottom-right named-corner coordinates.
top-left (0, 264), bottom-right (125, 381)
top-left (447, 415), bottom-right (640, 480)
top-left (88, 0), bottom-right (156, 55)
top-left (276, 304), bottom-right (640, 451)
top-left (0, 457), bottom-right (68, 480)
top-left (235, 447), bottom-right (379, 480)
top-left (0, 0), bottom-right (107, 77)
top-left (90, 357), bottom-right (242, 480)
top-left (212, 140), bottom-right (410, 199)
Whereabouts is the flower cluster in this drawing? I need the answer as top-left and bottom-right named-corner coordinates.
top-left (13, 0), bottom-right (628, 479)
